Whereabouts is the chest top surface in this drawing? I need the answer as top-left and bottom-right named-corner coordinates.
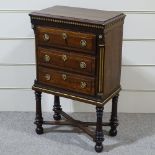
top-left (30, 5), bottom-right (124, 25)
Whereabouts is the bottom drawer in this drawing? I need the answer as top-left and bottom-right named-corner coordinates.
top-left (38, 66), bottom-right (95, 95)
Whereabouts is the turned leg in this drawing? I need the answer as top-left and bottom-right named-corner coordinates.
top-left (95, 106), bottom-right (104, 153)
top-left (109, 94), bottom-right (119, 136)
top-left (35, 91), bottom-right (43, 134)
top-left (53, 95), bottom-right (62, 120)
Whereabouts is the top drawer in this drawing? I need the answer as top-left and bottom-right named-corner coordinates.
top-left (36, 26), bottom-right (96, 53)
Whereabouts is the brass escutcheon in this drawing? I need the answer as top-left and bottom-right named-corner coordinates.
top-left (44, 54), bottom-right (50, 62)
top-left (43, 33), bottom-right (50, 41)
top-left (80, 62), bottom-right (86, 69)
top-left (44, 74), bottom-right (51, 81)
top-left (62, 74), bottom-right (67, 80)
top-left (62, 54), bottom-right (68, 62)
top-left (62, 32), bottom-right (67, 40)
top-left (80, 40), bottom-right (87, 47)
top-left (80, 81), bottom-right (87, 88)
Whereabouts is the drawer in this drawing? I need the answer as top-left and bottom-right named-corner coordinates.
top-left (37, 47), bottom-right (95, 75)
top-left (36, 26), bottom-right (96, 53)
top-left (38, 66), bottom-right (95, 95)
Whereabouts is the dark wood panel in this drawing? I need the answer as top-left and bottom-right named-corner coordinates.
top-left (103, 24), bottom-right (123, 98)
top-left (36, 26), bottom-right (96, 53)
top-left (37, 47), bottom-right (96, 76)
top-left (38, 66), bottom-right (95, 95)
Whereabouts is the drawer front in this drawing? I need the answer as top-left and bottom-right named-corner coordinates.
top-left (38, 66), bottom-right (95, 95)
top-left (37, 47), bottom-right (95, 75)
top-left (37, 26), bottom-right (96, 53)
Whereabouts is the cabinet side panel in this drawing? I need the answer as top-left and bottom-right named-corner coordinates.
top-left (103, 24), bottom-right (124, 98)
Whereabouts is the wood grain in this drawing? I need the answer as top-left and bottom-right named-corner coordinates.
top-left (37, 47), bottom-right (96, 75)
top-left (36, 26), bottom-right (96, 53)
top-left (38, 66), bottom-right (95, 95)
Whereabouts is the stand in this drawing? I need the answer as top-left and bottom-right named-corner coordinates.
top-left (34, 92), bottom-right (119, 153)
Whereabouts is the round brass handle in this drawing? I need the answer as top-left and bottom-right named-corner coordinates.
top-left (43, 33), bottom-right (50, 41)
top-left (80, 62), bottom-right (86, 69)
top-left (44, 74), bottom-right (51, 81)
top-left (80, 40), bottom-right (87, 47)
top-left (44, 54), bottom-right (51, 62)
top-left (80, 81), bottom-right (87, 88)
top-left (62, 54), bottom-right (68, 62)
top-left (62, 74), bottom-right (67, 80)
top-left (62, 32), bottom-right (67, 40)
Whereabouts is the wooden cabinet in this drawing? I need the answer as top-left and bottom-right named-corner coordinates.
top-left (30, 6), bottom-right (125, 153)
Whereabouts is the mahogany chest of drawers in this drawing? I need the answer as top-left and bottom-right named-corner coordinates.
top-left (30, 6), bottom-right (125, 152)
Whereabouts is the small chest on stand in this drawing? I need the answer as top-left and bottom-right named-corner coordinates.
top-left (29, 5), bottom-right (125, 153)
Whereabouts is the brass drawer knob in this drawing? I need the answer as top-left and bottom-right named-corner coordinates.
top-left (80, 62), bottom-right (86, 69)
top-left (44, 74), bottom-right (51, 81)
top-left (44, 54), bottom-right (51, 62)
top-left (62, 32), bottom-right (67, 40)
top-left (43, 33), bottom-right (50, 41)
top-left (62, 74), bottom-right (67, 80)
top-left (80, 40), bottom-right (87, 47)
top-left (80, 81), bottom-right (87, 88)
top-left (62, 54), bottom-right (68, 62)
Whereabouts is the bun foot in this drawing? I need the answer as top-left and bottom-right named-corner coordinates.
top-left (95, 143), bottom-right (103, 153)
top-left (109, 129), bottom-right (117, 137)
top-left (53, 113), bottom-right (61, 121)
top-left (35, 127), bottom-right (43, 134)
